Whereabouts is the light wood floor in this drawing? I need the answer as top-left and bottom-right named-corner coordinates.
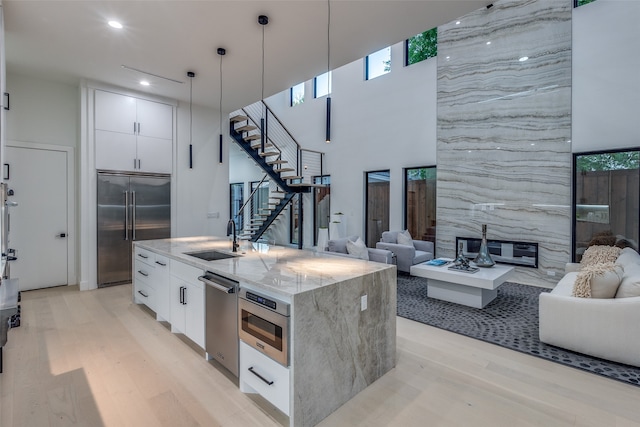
top-left (2, 284), bottom-right (640, 427)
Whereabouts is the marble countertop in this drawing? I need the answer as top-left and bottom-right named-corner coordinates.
top-left (135, 236), bottom-right (394, 298)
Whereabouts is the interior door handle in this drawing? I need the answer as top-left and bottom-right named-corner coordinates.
top-left (56, 233), bottom-right (67, 238)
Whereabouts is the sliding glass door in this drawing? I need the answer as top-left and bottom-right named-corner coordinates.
top-left (574, 149), bottom-right (640, 261)
top-left (405, 166), bottom-right (436, 244)
top-left (366, 170), bottom-right (390, 247)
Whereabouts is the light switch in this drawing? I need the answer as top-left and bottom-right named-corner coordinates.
top-left (361, 295), bottom-right (367, 311)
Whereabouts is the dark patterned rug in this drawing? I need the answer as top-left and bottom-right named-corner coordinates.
top-left (397, 273), bottom-right (640, 387)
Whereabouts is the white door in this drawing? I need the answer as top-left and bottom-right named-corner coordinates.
top-left (5, 146), bottom-right (68, 290)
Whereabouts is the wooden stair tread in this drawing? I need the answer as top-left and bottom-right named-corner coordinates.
top-left (276, 168), bottom-right (295, 173)
top-left (259, 151), bottom-right (280, 157)
top-left (235, 124), bottom-right (257, 132)
top-left (230, 114), bottom-right (248, 122)
top-left (251, 143), bottom-right (273, 150)
top-left (289, 183), bottom-right (327, 188)
top-left (266, 159), bottom-right (287, 165)
top-left (283, 176), bottom-right (303, 180)
top-left (244, 134), bottom-right (261, 141)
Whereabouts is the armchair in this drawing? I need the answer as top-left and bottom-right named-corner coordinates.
top-left (376, 231), bottom-right (434, 273)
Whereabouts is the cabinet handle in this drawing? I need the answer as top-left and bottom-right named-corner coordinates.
top-left (182, 286), bottom-right (187, 305)
top-left (137, 290), bottom-right (148, 298)
top-left (155, 261), bottom-right (166, 266)
top-left (138, 159), bottom-right (141, 169)
top-left (4, 92), bottom-right (9, 111)
top-left (248, 367), bottom-right (274, 386)
top-left (179, 286), bottom-right (185, 304)
top-left (132, 191), bottom-right (137, 240)
top-left (137, 270), bottom-right (148, 277)
top-left (137, 253), bottom-right (148, 259)
top-left (137, 122), bottom-right (141, 134)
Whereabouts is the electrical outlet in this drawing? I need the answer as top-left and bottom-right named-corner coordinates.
top-left (361, 295), bottom-right (367, 311)
top-left (547, 270), bottom-right (556, 277)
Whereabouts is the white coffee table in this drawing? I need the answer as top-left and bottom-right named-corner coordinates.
top-left (410, 260), bottom-right (514, 308)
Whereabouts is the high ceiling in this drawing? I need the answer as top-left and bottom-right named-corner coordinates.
top-left (3, 0), bottom-right (487, 112)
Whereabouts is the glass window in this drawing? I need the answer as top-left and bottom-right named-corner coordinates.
top-left (573, 149), bottom-right (639, 261)
top-left (313, 175), bottom-right (331, 245)
top-left (366, 170), bottom-right (390, 247)
top-left (250, 181), bottom-right (269, 226)
top-left (290, 194), bottom-right (300, 245)
top-left (290, 82), bottom-right (304, 106)
top-left (405, 167), bottom-right (437, 245)
top-left (314, 72), bottom-right (331, 98)
top-left (366, 47), bottom-right (391, 80)
top-left (230, 182), bottom-right (244, 231)
top-left (405, 28), bottom-right (437, 66)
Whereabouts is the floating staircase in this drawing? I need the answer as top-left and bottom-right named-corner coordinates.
top-left (229, 101), bottom-right (326, 245)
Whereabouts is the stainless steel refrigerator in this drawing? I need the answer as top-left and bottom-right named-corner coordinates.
top-left (97, 172), bottom-right (170, 287)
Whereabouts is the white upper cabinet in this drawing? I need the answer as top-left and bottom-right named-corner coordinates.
top-left (95, 91), bottom-right (137, 134)
top-left (136, 98), bottom-right (173, 140)
top-left (94, 89), bottom-right (173, 173)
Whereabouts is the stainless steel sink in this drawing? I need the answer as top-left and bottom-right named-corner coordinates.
top-left (184, 250), bottom-right (239, 261)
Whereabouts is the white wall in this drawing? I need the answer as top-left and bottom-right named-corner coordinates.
top-left (572, 0), bottom-right (640, 153)
top-left (6, 73), bottom-right (78, 147)
top-left (174, 100), bottom-right (229, 237)
top-left (266, 41), bottom-right (437, 240)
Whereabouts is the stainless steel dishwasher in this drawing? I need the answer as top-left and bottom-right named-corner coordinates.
top-left (199, 271), bottom-right (239, 377)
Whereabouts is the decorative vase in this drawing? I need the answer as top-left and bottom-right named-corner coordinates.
top-left (453, 242), bottom-right (469, 267)
top-left (474, 224), bottom-right (495, 268)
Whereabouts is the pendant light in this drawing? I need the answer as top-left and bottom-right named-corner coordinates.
top-left (258, 15), bottom-right (268, 153)
top-left (217, 47), bottom-right (226, 164)
top-left (187, 71), bottom-right (195, 168)
top-left (325, 0), bottom-right (332, 144)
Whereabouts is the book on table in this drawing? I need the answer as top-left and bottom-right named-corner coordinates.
top-left (425, 258), bottom-right (450, 266)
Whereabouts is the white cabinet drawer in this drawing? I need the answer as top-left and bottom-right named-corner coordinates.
top-left (134, 260), bottom-right (153, 283)
top-left (240, 341), bottom-right (290, 415)
top-left (170, 260), bottom-right (203, 281)
top-left (134, 280), bottom-right (155, 309)
top-left (135, 247), bottom-right (155, 266)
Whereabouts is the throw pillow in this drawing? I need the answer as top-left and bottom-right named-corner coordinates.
top-left (327, 238), bottom-right (349, 254)
top-left (397, 230), bottom-right (413, 246)
top-left (615, 247), bottom-right (640, 269)
top-left (572, 262), bottom-right (623, 298)
top-left (346, 237), bottom-right (369, 261)
top-left (615, 262), bottom-right (640, 298)
top-left (580, 245), bottom-right (621, 267)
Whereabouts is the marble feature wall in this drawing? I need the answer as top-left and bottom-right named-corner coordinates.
top-left (437, 0), bottom-right (573, 287)
top-left (291, 268), bottom-right (396, 426)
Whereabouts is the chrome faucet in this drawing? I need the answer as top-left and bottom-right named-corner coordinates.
top-left (227, 219), bottom-right (239, 252)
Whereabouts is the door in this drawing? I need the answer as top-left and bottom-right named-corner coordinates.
top-left (97, 173), bottom-right (131, 286)
top-left (130, 175), bottom-right (170, 242)
top-left (5, 146), bottom-right (68, 290)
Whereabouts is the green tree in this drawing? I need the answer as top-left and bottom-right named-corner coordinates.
top-left (407, 28), bottom-right (437, 65)
top-left (576, 151), bottom-right (639, 172)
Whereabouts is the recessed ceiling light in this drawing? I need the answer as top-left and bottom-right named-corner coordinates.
top-left (140, 80), bottom-right (150, 86)
top-left (519, 56), bottom-right (529, 62)
top-left (456, 21), bottom-right (461, 25)
top-left (486, 41), bottom-right (491, 45)
top-left (108, 20), bottom-right (123, 29)
top-left (531, 143), bottom-right (536, 146)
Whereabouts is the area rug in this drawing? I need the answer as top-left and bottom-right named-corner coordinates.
top-left (397, 273), bottom-right (640, 387)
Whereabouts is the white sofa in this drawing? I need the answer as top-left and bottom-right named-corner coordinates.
top-left (539, 247), bottom-right (640, 367)
top-left (324, 236), bottom-right (395, 265)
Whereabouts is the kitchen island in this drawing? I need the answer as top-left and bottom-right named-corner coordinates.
top-left (133, 236), bottom-right (396, 427)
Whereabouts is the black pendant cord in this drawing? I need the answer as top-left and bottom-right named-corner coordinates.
top-left (326, 0), bottom-right (332, 143)
top-left (188, 72), bottom-right (194, 169)
top-left (261, 19), bottom-right (266, 153)
top-left (219, 48), bottom-right (225, 164)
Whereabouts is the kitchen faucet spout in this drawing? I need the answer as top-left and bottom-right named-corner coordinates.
top-left (227, 219), bottom-right (239, 252)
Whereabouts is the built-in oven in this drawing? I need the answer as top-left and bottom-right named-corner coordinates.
top-left (238, 288), bottom-right (290, 367)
